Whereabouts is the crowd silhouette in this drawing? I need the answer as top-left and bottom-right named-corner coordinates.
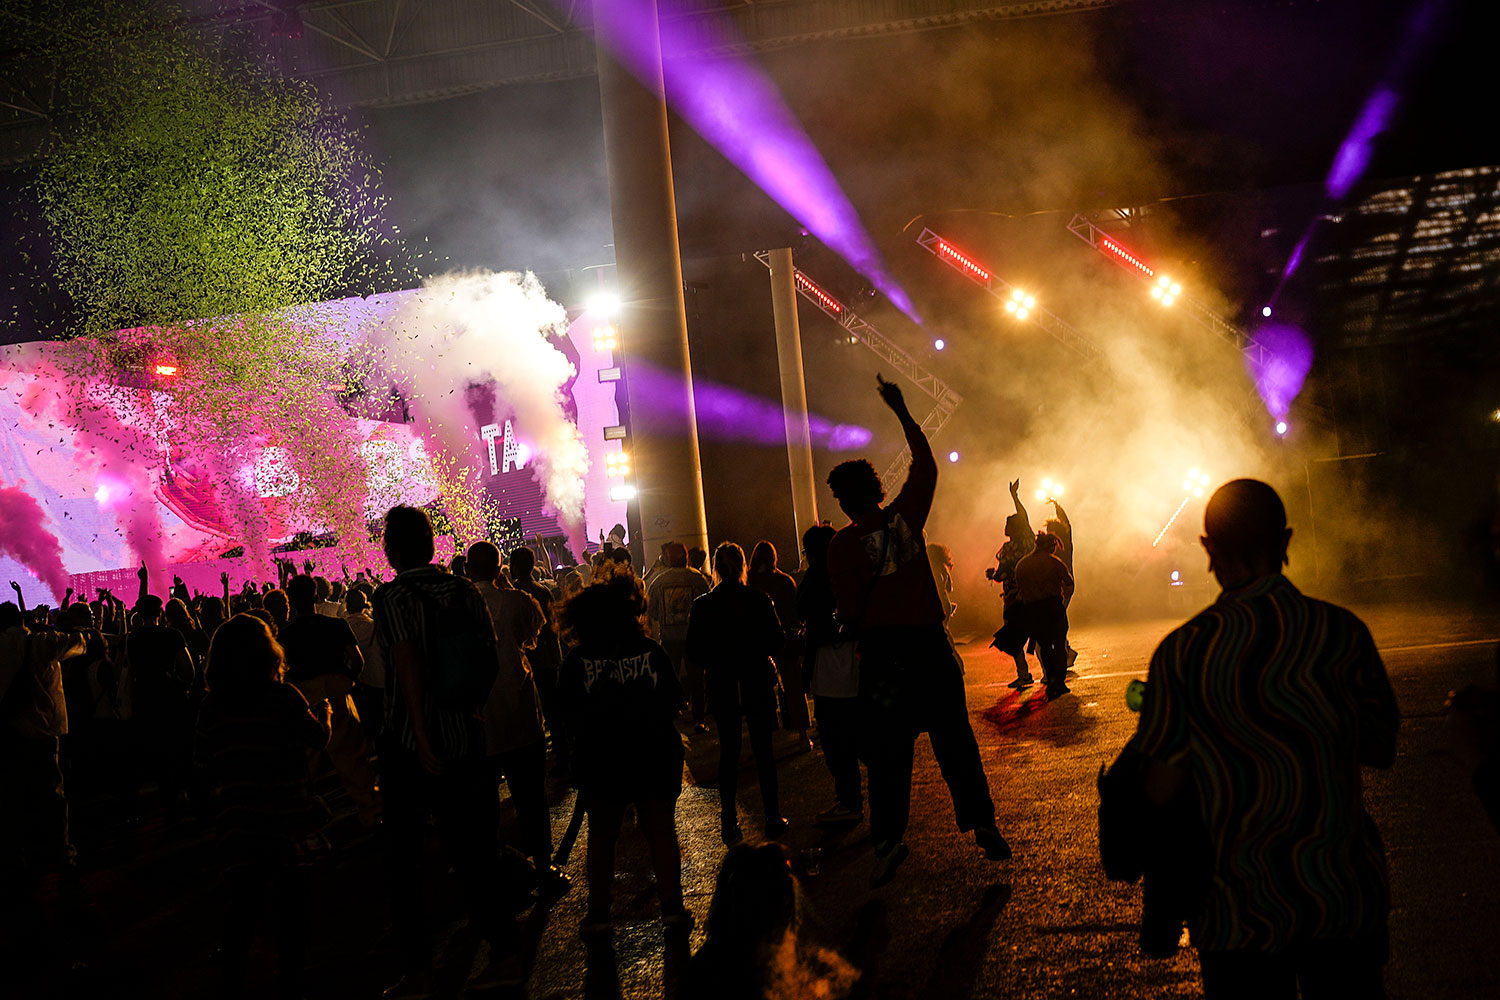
top-left (0, 375), bottom-right (1446, 1000)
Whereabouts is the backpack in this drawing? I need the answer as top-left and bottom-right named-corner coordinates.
top-left (412, 585), bottom-right (499, 713)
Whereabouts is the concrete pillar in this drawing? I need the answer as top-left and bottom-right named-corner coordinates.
top-left (595, 2), bottom-right (709, 559)
top-left (767, 248), bottom-right (819, 539)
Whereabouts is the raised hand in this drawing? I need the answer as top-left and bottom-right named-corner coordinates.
top-left (8, 581), bottom-right (19, 596)
top-left (303, 559), bottom-right (315, 575)
top-left (1009, 479), bottom-right (1020, 497)
top-left (875, 373), bottom-right (907, 413)
top-left (137, 560), bottom-right (148, 582)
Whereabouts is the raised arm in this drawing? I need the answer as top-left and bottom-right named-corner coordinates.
top-left (1051, 499), bottom-right (1070, 529)
top-left (9, 580), bottom-right (26, 616)
top-left (1010, 480), bottom-right (1028, 526)
top-left (135, 560), bottom-right (149, 609)
top-left (878, 374), bottom-right (937, 525)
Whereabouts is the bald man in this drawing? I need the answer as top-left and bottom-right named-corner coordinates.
top-left (1133, 479), bottom-right (1400, 1000)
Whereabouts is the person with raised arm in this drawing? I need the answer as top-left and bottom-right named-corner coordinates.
top-left (825, 375), bottom-right (1012, 888)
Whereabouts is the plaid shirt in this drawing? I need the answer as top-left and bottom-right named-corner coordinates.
top-left (372, 566), bottom-right (495, 761)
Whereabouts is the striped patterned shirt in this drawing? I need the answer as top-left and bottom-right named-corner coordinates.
top-left (372, 566), bottom-right (495, 761)
top-left (1136, 573), bottom-right (1400, 952)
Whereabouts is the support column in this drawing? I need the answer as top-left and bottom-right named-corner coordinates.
top-left (767, 248), bottom-right (819, 539)
top-left (595, 2), bottom-right (709, 559)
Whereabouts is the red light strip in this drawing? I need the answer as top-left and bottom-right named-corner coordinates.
top-left (1099, 235), bottom-right (1155, 278)
top-left (795, 272), bottom-right (842, 314)
top-left (934, 240), bottom-right (991, 282)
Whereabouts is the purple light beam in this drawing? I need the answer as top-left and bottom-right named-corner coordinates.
top-left (1245, 323), bottom-right (1313, 421)
top-left (1269, 0), bottom-right (1449, 308)
top-left (591, 0), bottom-right (921, 322)
top-left (627, 364), bottom-right (871, 452)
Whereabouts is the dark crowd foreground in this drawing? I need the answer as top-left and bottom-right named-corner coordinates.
top-left (3, 379), bottom-right (1499, 1000)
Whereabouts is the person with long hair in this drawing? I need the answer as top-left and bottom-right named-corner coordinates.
top-left (194, 614), bottom-right (331, 1000)
top-left (557, 572), bottom-right (690, 937)
top-left (688, 542), bottom-right (788, 844)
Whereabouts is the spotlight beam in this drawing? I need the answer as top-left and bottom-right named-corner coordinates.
top-left (914, 228), bottom-right (1112, 375)
top-left (753, 250), bottom-right (961, 492)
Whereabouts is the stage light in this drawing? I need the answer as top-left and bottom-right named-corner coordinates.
top-left (948, 451), bottom-right (960, 463)
top-left (94, 484), bottom-right (111, 504)
top-left (1099, 234), bottom-right (1155, 278)
top-left (1276, 420), bottom-right (1289, 435)
top-left (592, 324), bottom-right (618, 351)
top-left (609, 484), bottom-right (637, 502)
top-left (1262, 306), bottom-right (1273, 318)
top-left (605, 451), bottom-right (632, 478)
top-left (933, 338), bottom-right (945, 351)
top-left (1193, 487), bottom-right (1204, 497)
top-left (1053, 483), bottom-right (1064, 497)
top-left (935, 240), bottom-right (991, 282)
top-left (1035, 489), bottom-right (1047, 501)
top-left (586, 291), bottom-right (622, 318)
top-left (1152, 276), bottom-right (1181, 308)
top-left (1170, 570), bottom-right (1180, 582)
top-left (1198, 472), bottom-right (1210, 486)
top-left (154, 363), bottom-right (179, 376)
top-left (1042, 478), bottom-right (1053, 491)
top-left (1182, 480), bottom-right (1192, 491)
top-left (1153, 495), bottom-right (1193, 548)
top-left (794, 272), bottom-right (843, 314)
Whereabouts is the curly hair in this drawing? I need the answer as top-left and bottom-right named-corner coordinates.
top-left (827, 459), bottom-right (884, 510)
top-left (559, 572), bottom-right (648, 650)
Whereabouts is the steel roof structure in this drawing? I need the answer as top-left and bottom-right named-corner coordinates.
top-left (0, 0), bottom-right (1114, 163)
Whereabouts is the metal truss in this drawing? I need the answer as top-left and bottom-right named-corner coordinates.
top-left (1064, 213), bottom-right (1340, 430)
top-left (914, 228), bottom-right (1112, 374)
top-left (1064, 213), bottom-right (1268, 369)
top-left (752, 250), bottom-right (962, 493)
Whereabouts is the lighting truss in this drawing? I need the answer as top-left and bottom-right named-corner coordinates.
top-left (914, 228), bottom-right (1112, 373)
top-left (1065, 214), bottom-right (1268, 370)
top-left (753, 251), bottom-right (962, 492)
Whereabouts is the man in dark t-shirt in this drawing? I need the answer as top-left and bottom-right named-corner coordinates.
top-left (280, 575), bottom-right (378, 826)
top-left (826, 375), bottom-right (1011, 889)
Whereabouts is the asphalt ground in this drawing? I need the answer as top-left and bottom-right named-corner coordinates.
top-left (9, 598), bottom-right (1500, 999)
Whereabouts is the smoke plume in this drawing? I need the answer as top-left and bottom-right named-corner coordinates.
top-left (0, 484), bottom-right (72, 602)
top-left (367, 271), bottom-right (589, 552)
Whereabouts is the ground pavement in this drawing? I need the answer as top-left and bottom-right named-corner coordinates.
top-left (13, 599), bottom-right (1500, 999)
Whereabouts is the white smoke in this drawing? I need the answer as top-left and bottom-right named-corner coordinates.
top-left (369, 271), bottom-right (589, 550)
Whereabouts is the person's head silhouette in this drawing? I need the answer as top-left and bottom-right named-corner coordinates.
top-left (827, 459), bottom-right (884, 520)
top-left (1201, 479), bottom-right (1292, 587)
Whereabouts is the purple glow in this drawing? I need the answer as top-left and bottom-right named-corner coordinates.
top-left (592, 1), bottom-right (920, 322)
top-left (1245, 323), bottom-right (1314, 420)
top-left (628, 364), bottom-right (871, 451)
top-left (1326, 87), bottom-right (1399, 200)
top-left (1282, 229), bottom-right (1312, 281)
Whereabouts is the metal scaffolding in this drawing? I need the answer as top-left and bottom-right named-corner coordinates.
top-left (914, 227), bottom-right (1113, 375)
top-left (1064, 213), bottom-right (1269, 370)
top-left (752, 250), bottom-right (962, 493)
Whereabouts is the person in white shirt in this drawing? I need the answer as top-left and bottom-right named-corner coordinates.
top-left (466, 542), bottom-right (570, 897)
